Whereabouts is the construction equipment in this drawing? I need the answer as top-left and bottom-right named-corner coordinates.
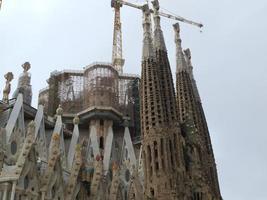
top-left (123, 0), bottom-right (203, 28)
top-left (111, 0), bottom-right (203, 74)
top-left (111, 0), bottom-right (125, 74)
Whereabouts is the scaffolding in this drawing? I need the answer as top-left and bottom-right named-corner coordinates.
top-left (46, 71), bottom-right (84, 115)
top-left (84, 64), bottom-right (119, 109)
top-left (42, 63), bottom-right (139, 120)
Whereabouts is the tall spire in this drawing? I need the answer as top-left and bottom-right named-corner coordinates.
top-left (152, 0), bottom-right (166, 51)
top-left (13, 62), bottom-right (32, 105)
top-left (174, 24), bottom-right (222, 199)
top-left (142, 4), bottom-right (155, 60)
top-left (140, 5), bottom-right (183, 199)
top-left (140, 4), bottom-right (164, 135)
top-left (173, 23), bottom-right (188, 73)
top-left (152, 0), bottom-right (178, 123)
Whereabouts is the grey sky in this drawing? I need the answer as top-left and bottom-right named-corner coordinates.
top-left (1, 0), bottom-right (267, 199)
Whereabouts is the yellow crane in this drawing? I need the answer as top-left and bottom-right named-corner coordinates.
top-left (111, 0), bottom-right (125, 74)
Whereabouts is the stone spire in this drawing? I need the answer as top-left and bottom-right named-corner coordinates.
top-left (174, 23), bottom-right (196, 124)
top-left (152, 0), bottom-right (166, 51)
top-left (142, 4), bottom-right (155, 60)
top-left (174, 25), bottom-right (222, 199)
top-left (173, 23), bottom-right (188, 73)
top-left (140, 4), bottom-right (164, 136)
top-left (13, 62), bottom-right (32, 105)
top-left (152, 0), bottom-right (178, 124)
top-left (140, 5), bottom-right (181, 199)
top-left (184, 48), bottom-right (201, 102)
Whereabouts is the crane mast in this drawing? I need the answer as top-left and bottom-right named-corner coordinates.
top-left (111, 0), bottom-right (125, 74)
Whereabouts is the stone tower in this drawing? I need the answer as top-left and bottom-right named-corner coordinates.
top-left (174, 23), bottom-right (222, 199)
top-left (140, 5), bottom-right (184, 199)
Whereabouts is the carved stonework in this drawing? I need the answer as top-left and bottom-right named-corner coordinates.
top-left (2, 72), bottom-right (14, 103)
top-left (22, 62), bottom-right (31, 73)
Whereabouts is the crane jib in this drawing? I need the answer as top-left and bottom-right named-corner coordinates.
top-left (120, 0), bottom-right (203, 29)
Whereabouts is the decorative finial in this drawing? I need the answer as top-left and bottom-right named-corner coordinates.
top-left (2, 72), bottom-right (14, 103)
top-left (56, 104), bottom-right (63, 116)
top-left (75, 144), bottom-right (81, 152)
top-left (173, 23), bottom-right (180, 33)
top-left (152, 0), bottom-right (159, 10)
top-left (123, 119), bottom-right (130, 127)
top-left (22, 62), bottom-right (31, 73)
top-left (184, 48), bottom-right (192, 61)
top-left (73, 115), bottom-right (80, 125)
top-left (52, 133), bottom-right (60, 141)
top-left (38, 97), bottom-right (46, 106)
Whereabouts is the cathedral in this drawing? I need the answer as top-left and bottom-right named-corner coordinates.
top-left (0, 1), bottom-right (222, 200)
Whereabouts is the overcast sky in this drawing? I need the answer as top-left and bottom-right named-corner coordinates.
top-left (0, 0), bottom-right (267, 199)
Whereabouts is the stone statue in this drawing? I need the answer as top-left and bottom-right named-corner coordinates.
top-left (2, 72), bottom-right (14, 103)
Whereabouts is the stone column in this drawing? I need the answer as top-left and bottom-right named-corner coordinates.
top-left (10, 181), bottom-right (16, 200)
top-left (41, 191), bottom-right (45, 200)
top-left (2, 183), bottom-right (9, 200)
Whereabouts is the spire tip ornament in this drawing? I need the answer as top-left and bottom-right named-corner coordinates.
top-left (184, 48), bottom-right (192, 60)
top-left (73, 115), bottom-right (80, 125)
top-left (173, 23), bottom-right (180, 33)
top-left (22, 62), bottom-right (31, 73)
top-left (56, 104), bottom-right (63, 116)
top-left (2, 72), bottom-right (14, 103)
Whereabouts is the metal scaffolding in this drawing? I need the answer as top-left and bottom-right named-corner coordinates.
top-left (41, 63), bottom-right (140, 129)
top-left (84, 64), bottom-right (119, 109)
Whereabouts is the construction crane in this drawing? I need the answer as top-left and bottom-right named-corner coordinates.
top-left (123, 0), bottom-right (203, 28)
top-left (111, 0), bottom-right (125, 74)
top-left (111, 0), bottom-right (203, 74)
